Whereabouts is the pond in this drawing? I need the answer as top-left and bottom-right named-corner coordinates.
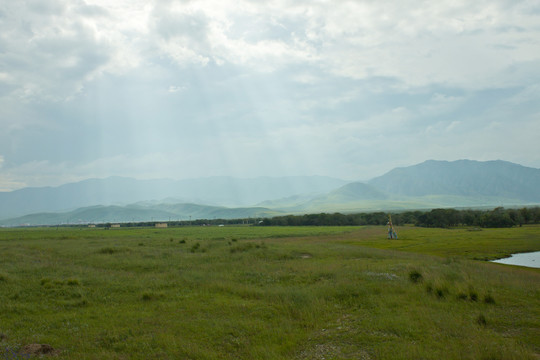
top-left (491, 251), bottom-right (540, 269)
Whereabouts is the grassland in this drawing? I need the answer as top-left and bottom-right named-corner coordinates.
top-left (0, 225), bottom-right (539, 359)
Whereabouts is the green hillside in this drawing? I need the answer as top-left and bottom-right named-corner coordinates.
top-left (0, 204), bottom-right (283, 226)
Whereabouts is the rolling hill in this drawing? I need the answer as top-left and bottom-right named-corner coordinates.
top-left (0, 203), bottom-right (283, 227)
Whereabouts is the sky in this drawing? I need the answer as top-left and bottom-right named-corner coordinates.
top-left (1, 0), bottom-right (540, 191)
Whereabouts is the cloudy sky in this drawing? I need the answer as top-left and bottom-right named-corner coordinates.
top-left (1, 0), bottom-right (540, 191)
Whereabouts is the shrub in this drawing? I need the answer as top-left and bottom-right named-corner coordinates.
top-left (408, 270), bottom-right (423, 283)
top-left (435, 287), bottom-right (446, 299)
top-left (483, 293), bottom-right (496, 304)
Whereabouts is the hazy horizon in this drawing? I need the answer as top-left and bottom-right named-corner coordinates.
top-left (1, 1), bottom-right (540, 191)
top-left (2, 158), bottom-right (538, 194)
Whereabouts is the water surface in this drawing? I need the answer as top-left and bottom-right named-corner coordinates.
top-left (492, 251), bottom-right (540, 269)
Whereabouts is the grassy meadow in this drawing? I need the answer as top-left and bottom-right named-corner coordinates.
top-left (0, 225), bottom-right (539, 359)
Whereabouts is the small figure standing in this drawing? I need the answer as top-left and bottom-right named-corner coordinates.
top-left (387, 214), bottom-right (398, 239)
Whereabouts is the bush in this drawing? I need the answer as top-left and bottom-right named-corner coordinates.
top-left (435, 287), bottom-right (446, 299)
top-left (408, 270), bottom-right (423, 283)
top-left (483, 293), bottom-right (496, 304)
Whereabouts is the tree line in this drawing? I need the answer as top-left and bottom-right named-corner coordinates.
top-left (258, 207), bottom-right (540, 228)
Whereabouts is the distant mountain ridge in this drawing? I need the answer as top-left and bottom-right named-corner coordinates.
top-left (247, 160), bottom-right (540, 212)
top-left (0, 176), bottom-right (347, 220)
top-left (1, 159), bottom-right (539, 226)
top-left (368, 160), bottom-right (540, 202)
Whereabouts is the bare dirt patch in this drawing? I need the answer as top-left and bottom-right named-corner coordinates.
top-left (20, 344), bottom-right (59, 357)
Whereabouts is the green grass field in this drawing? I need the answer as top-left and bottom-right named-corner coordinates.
top-left (0, 225), bottom-right (539, 359)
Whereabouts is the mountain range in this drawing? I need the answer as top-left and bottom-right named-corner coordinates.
top-left (0, 176), bottom-right (346, 220)
top-left (1, 160), bottom-right (539, 226)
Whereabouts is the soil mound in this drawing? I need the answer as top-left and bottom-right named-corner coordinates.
top-left (20, 344), bottom-right (59, 356)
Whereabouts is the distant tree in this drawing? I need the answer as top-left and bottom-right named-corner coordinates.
top-left (481, 207), bottom-right (515, 228)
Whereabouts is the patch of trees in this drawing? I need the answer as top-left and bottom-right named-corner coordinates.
top-left (258, 207), bottom-right (540, 228)
top-left (96, 217), bottom-right (256, 228)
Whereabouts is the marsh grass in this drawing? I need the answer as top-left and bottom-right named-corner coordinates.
top-left (0, 225), bottom-right (538, 359)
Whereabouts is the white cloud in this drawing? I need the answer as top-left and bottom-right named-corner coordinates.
top-left (1, 0), bottom-right (540, 189)
top-left (168, 85), bottom-right (187, 93)
top-left (3, 0), bottom-right (539, 104)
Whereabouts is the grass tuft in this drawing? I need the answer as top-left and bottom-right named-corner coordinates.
top-left (98, 247), bottom-right (116, 254)
top-left (408, 270), bottom-right (423, 283)
top-left (477, 314), bottom-right (487, 326)
top-left (141, 291), bottom-right (165, 301)
top-left (483, 293), bottom-right (496, 304)
top-left (230, 243), bottom-right (255, 254)
top-left (67, 278), bottom-right (80, 286)
top-left (0, 346), bottom-right (28, 360)
top-left (435, 287), bottom-right (447, 299)
top-left (190, 242), bottom-right (201, 252)
top-left (469, 289), bottom-right (479, 302)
